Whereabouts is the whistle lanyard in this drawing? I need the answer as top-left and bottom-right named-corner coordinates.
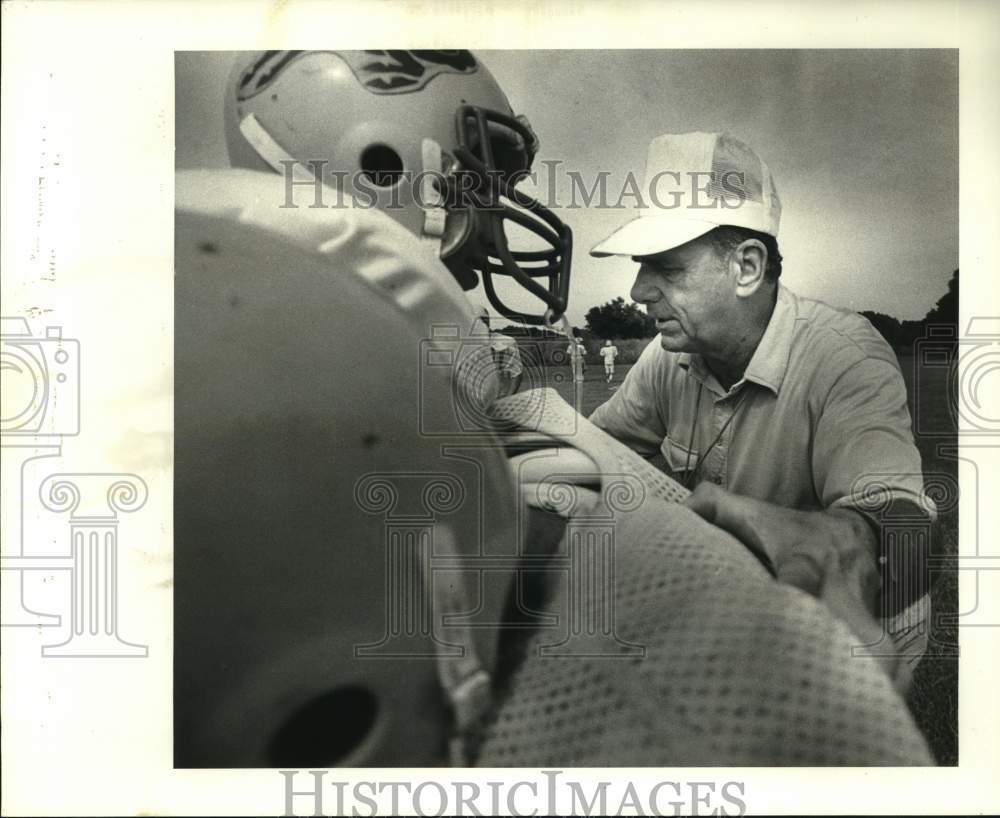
top-left (682, 383), bottom-right (750, 490)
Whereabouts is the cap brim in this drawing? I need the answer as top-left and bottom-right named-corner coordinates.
top-left (589, 216), bottom-right (718, 258)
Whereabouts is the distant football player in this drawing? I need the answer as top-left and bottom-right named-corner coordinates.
top-left (599, 339), bottom-right (619, 383)
top-left (566, 336), bottom-right (586, 382)
top-left (480, 308), bottom-right (525, 397)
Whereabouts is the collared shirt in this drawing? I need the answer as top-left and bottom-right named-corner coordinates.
top-left (589, 285), bottom-right (935, 520)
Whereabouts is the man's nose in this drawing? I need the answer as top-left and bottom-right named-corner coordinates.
top-left (630, 266), bottom-right (660, 304)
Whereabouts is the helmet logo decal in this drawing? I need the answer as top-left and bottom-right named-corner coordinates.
top-left (236, 50), bottom-right (306, 101)
top-left (236, 50), bottom-right (478, 102)
top-left (353, 51), bottom-right (478, 93)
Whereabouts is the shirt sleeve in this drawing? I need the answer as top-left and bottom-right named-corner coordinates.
top-left (812, 356), bottom-right (934, 519)
top-left (588, 341), bottom-right (667, 457)
top-left (811, 352), bottom-right (937, 616)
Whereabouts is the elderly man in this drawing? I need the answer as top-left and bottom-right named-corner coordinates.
top-left (589, 132), bottom-right (934, 636)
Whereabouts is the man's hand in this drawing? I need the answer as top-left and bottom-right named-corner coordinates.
top-left (684, 481), bottom-right (881, 629)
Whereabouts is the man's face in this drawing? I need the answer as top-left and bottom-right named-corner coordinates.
top-left (630, 235), bottom-right (734, 355)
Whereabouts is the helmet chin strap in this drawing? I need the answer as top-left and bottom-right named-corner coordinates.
top-left (420, 137), bottom-right (448, 246)
top-left (432, 524), bottom-right (494, 766)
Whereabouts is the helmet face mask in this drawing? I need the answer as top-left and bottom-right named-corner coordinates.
top-left (444, 105), bottom-right (573, 325)
top-left (225, 50), bottom-right (571, 325)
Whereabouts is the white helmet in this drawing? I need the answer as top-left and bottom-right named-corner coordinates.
top-left (224, 50), bottom-right (572, 325)
top-left (173, 169), bottom-right (521, 767)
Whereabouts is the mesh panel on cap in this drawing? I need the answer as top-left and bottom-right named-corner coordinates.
top-left (767, 170), bottom-right (782, 213)
top-left (477, 388), bottom-right (934, 766)
top-left (708, 133), bottom-right (764, 205)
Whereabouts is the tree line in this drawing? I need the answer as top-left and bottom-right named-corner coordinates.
top-left (859, 269), bottom-right (958, 352)
top-left (495, 269), bottom-right (958, 367)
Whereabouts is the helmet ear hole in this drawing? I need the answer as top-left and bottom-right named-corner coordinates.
top-left (359, 144), bottom-right (404, 188)
top-left (265, 685), bottom-right (380, 767)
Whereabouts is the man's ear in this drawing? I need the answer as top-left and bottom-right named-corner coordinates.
top-left (731, 239), bottom-right (767, 298)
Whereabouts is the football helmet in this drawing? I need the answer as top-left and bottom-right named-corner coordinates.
top-left (173, 168), bottom-right (521, 767)
top-left (224, 50), bottom-right (572, 325)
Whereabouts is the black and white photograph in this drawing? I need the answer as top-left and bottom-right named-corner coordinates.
top-left (4, 3), bottom-right (1000, 816)
top-left (174, 47), bottom-right (960, 770)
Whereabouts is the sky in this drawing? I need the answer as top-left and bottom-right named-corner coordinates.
top-left (176, 50), bottom-right (958, 326)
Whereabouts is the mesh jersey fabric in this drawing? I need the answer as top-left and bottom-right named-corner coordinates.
top-left (476, 388), bottom-right (933, 766)
top-left (491, 387), bottom-right (690, 505)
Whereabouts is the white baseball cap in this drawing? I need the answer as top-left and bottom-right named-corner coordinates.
top-left (590, 131), bottom-right (781, 258)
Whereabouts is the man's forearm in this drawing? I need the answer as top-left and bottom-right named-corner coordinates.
top-left (823, 507), bottom-right (881, 613)
top-left (685, 484), bottom-right (881, 612)
top-left (837, 499), bottom-right (932, 617)
top-left (685, 483), bottom-right (899, 679)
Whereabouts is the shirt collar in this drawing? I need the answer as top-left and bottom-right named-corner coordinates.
top-left (742, 284), bottom-right (795, 394)
top-left (678, 284), bottom-right (796, 395)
